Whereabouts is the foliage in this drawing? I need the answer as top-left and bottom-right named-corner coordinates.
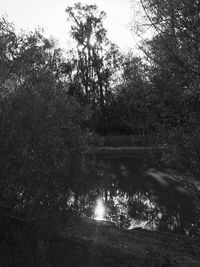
top-left (66, 3), bottom-right (122, 133)
top-left (0, 16), bottom-right (99, 219)
top-left (1, 0), bottom-right (200, 248)
top-left (133, 0), bottom-right (200, 203)
top-left (110, 54), bottom-right (156, 135)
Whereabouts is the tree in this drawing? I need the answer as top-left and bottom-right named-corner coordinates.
top-left (0, 17), bottom-right (99, 219)
top-left (129, 0), bottom-right (200, 136)
top-left (66, 3), bottom-right (122, 133)
top-left (137, 0), bottom-right (200, 73)
top-left (119, 54), bottom-right (154, 136)
top-left (105, 53), bottom-right (158, 136)
top-left (132, 0), bottom-right (200, 203)
top-left (136, 0), bottom-right (200, 100)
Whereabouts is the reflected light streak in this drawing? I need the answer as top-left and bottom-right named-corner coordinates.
top-left (94, 199), bottom-right (105, 220)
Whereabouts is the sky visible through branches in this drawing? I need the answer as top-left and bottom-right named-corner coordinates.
top-left (0, 0), bottom-right (137, 51)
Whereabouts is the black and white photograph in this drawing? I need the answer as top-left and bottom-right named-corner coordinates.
top-left (0, 0), bottom-right (200, 266)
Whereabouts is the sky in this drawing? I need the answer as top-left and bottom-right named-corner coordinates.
top-left (0, 0), bottom-right (138, 52)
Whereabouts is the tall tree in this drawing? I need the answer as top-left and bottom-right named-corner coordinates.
top-left (66, 3), bottom-right (122, 132)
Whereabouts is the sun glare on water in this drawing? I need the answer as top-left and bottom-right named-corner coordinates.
top-left (94, 199), bottom-right (105, 220)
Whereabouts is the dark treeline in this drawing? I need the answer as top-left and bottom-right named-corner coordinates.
top-left (0, 0), bottom-right (200, 265)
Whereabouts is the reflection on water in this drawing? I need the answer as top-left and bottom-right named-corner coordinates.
top-left (94, 199), bottom-right (105, 220)
top-left (77, 156), bottom-right (200, 236)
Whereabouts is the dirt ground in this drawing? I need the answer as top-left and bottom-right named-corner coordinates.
top-left (2, 216), bottom-right (199, 266)
top-left (55, 217), bottom-right (200, 267)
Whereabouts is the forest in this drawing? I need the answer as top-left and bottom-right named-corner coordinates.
top-left (1, 1), bottom-right (200, 266)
